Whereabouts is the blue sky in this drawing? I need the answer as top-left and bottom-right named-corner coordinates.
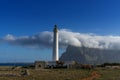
top-left (0, 0), bottom-right (120, 62)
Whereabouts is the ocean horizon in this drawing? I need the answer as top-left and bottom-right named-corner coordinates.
top-left (0, 62), bottom-right (34, 66)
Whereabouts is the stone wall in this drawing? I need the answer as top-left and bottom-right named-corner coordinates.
top-left (35, 61), bottom-right (46, 70)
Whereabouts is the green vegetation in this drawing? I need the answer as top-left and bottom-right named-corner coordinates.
top-left (97, 69), bottom-right (120, 80)
top-left (0, 66), bottom-right (120, 80)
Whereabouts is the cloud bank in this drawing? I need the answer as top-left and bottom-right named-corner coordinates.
top-left (2, 29), bottom-right (120, 49)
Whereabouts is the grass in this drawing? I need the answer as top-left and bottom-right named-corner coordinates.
top-left (0, 67), bottom-right (119, 80)
top-left (97, 68), bottom-right (120, 80)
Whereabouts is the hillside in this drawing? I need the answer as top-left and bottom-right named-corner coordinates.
top-left (60, 45), bottom-right (120, 64)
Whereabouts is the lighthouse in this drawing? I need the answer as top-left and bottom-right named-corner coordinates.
top-left (53, 25), bottom-right (59, 61)
top-left (35, 25), bottom-right (75, 69)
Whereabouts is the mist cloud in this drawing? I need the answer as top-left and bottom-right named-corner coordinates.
top-left (2, 29), bottom-right (120, 49)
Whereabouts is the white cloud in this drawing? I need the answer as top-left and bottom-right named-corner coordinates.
top-left (2, 29), bottom-right (120, 49)
top-left (4, 34), bottom-right (16, 41)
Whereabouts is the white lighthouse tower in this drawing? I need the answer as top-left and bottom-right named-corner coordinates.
top-left (53, 25), bottom-right (59, 61)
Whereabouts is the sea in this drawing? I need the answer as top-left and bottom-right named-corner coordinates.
top-left (0, 63), bottom-right (34, 66)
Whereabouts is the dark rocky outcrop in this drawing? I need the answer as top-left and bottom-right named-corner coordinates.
top-left (60, 45), bottom-right (120, 64)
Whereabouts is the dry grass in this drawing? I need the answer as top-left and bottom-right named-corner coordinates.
top-left (81, 71), bottom-right (101, 80)
top-left (0, 67), bottom-right (119, 80)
